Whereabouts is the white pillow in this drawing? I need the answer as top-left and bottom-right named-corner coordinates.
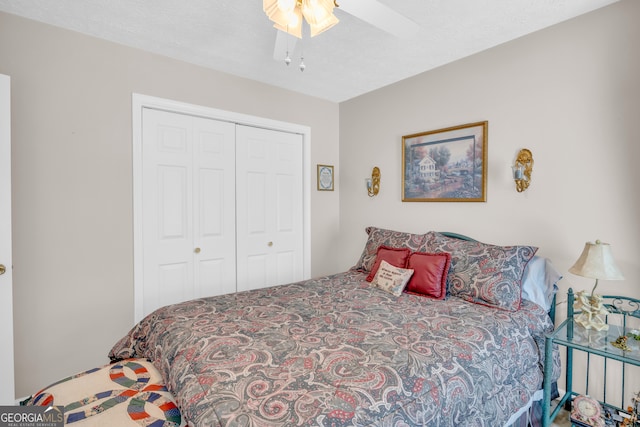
top-left (371, 260), bottom-right (414, 296)
top-left (521, 256), bottom-right (562, 311)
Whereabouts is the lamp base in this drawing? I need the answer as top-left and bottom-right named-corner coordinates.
top-left (574, 290), bottom-right (610, 331)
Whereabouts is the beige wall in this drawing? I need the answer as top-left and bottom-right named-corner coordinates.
top-left (0, 12), bottom-right (340, 397)
top-left (339, 0), bottom-right (639, 396)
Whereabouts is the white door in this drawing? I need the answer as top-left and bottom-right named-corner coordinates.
top-left (141, 108), bottom-right (236, 317)
top-left (236, 125), bottom-right (304, 292)
top-left (0, 74), bottom-right (15, 404)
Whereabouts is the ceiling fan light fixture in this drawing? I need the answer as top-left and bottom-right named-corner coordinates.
top-left (264, 0), bottom-right (338, 39)
top-left (302, 0), bottom-right (339, 36)
top-left (277, 0), bottom-right (296, 14)
top-left (272, 15), bottom-right (302, 38)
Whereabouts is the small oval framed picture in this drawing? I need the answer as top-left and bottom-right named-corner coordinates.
top-left (317, 164), bottom-right (334, 191)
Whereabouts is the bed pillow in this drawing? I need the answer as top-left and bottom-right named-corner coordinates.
top-left (366, 246), bottom-right (412, 282)
top-left (423, 231), bottom-right (537, 311)
top-left (404, 252), bottom-right (451, 299)
top-left (521, 256), bottom-right (562, 311)
top-left (352, 226), bottom-right (426, 273)
top-left (371, 260), bottom-right (414, 296)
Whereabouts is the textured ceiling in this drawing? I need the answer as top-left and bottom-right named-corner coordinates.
top-left (0, 0), bottom-right (620, 102)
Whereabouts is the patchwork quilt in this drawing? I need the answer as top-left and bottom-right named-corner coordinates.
top-left (25, 358), bottom-right (185, 426)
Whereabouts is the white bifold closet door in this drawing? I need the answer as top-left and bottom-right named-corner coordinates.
top-left (141, 109), bottom-right (304, 318)
top-left (142, 108), bottom-right (237, 316)
top-left (235, 125), bottom-right (304, 292)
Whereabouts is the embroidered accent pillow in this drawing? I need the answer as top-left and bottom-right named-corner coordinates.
top-left (404, 252), bottom-right (451, 299)
top-left (423, 232), bottom-right (537, 311)
top-left (371, 260), bottom-right (414, 297)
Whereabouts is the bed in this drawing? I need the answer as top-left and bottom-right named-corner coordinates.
top-left (25, 228), bottom-right (563, 426)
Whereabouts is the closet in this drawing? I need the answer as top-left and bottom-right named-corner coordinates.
top-left (137, 104), bottom-right (305, 320)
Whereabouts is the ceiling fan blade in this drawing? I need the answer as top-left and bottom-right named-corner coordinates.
top-left (337, 0), bottom-right (420, 39)
top-left (273, 30), bottom-right (298, 62)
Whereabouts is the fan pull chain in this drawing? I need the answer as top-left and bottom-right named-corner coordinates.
top-left (285, 24), bottom-right (292, 65)
top-left (282, 25), bottom-right (305, 71)
top-left (299, 40), bottom-right (305, 72)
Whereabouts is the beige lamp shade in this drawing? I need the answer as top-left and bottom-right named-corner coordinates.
top-left (569, 240), bottom-right (624, 281)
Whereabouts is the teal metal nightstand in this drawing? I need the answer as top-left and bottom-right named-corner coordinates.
top-left (542, 288), bottom-right (640, 427)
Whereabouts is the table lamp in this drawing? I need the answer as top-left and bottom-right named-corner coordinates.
top-left (569, 239), bottom-right (624, 330)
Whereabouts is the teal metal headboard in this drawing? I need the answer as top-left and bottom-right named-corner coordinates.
top-left (439, 231), bottom-right (476, 242)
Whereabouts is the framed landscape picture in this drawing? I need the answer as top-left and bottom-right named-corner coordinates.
top-left (402, 121), bottom-right (487, 202)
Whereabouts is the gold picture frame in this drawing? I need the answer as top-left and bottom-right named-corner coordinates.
top-left (317, 164), bottom-right (334, 191)
top-left (402, 121), bottom-right (487, 202)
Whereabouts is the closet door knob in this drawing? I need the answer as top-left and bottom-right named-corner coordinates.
top-left (0, 264), bottom-right (5, 275)
top-left (194, 247), bottom-right (201, 254)
top-left (267, 242), bottom-right (273, 247)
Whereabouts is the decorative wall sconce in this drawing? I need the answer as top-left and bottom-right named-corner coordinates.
top-left (512, 149), bottom-right (533, 192)
top-left (366, 167), bottom-right (380, 197)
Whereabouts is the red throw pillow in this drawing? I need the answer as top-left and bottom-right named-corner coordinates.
top-left (366, 246), bottom-right (411, 282)
top-left (404, 252), bottom-right (451, 299)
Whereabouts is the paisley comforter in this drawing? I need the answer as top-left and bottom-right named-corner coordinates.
top-left (109, 270), bottom-right (561, 427)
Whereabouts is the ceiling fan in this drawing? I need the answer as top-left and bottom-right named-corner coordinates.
top-left (267, 0), bottom-right (420, 66)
